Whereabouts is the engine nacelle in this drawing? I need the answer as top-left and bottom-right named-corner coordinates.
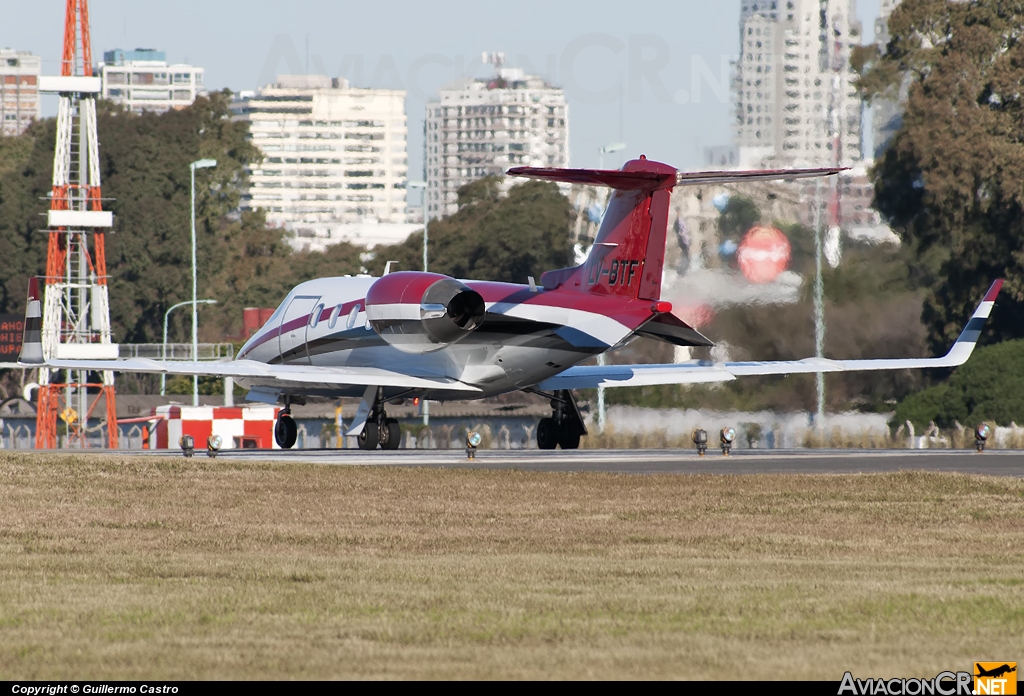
top-left (365, 271), bottom-right (486, 354)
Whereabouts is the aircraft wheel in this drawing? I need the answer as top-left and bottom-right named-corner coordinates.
top-left (380, 419), bottom-right (401, 450)
top-left (537, 417), bottom-right (559, 450)
top-left (275, 413), bottom-right (297, 449)
top-left (559, 428), bottom-right (581, 450)
top-left (357, 421), bottom-right (379, 451)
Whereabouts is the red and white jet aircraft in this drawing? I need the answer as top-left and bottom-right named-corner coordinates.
top-left (15, 157), bottom-right (1002, 450)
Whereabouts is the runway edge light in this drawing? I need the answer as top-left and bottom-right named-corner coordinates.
top-left (692, 429), bottom-right (708, 457)
top-left (466, 431), bottom-right (482, 460)
top-left (207, 434), bottom-right (223, 458)
top-left (720, 427), bottom-right (736, 456)
top-left (975, 423), bottom-right (991, 453)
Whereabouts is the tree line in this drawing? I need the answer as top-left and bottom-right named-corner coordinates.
top-left (0, 92), bottom-right (574, 347)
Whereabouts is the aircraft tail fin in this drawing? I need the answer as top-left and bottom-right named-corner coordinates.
top-left (508, 159), bottom-right (844, 302)
top-left (512, 157), bottom-right (676, 301)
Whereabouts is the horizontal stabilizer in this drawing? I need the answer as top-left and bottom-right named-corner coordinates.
top-left (507, 165), bottom-right (676, 191)
top-left (674, 167), bottom-right (846, 186)
top-left (635, 312), bottom-right (715, 348)
top-left (509, 163), bottom-right (846, 190)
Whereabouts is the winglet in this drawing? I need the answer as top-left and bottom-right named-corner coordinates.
top-left (943, 279), bottom-right (1003, 366)
top-left (983, 278), bottom-right (1004, 303)
top-left (19, 277), bottom-right (43, 364)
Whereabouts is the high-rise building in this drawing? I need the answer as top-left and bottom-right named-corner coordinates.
top-left (98, 48), bottom-right (204, 114)
top-left (424, 57), bottom-right (569, 220)
top-left (872, 0), bottom-right (904, 158)
top-left (0, 49), bottom-right (41, 137)
top-left (233, 75), bottom-right (411, 251)
top-left (734, 0), bottom-right (863, 167)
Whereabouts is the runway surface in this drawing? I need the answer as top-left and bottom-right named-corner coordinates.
top-left (130, 447), bottom-right (1024, 477)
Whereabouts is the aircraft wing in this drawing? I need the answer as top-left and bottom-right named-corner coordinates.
top-left (6, 357), bottom-right (480, 392)
top-left (539, 280), bottom-right (1002, 391)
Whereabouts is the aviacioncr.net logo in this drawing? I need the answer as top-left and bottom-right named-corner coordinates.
top-left (838, 671), bottom-right (973, 696)
top-left (974, 663), bottom-right (1017, 696)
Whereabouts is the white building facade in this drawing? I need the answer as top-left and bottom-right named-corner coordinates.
top-left (0, 49), bottom-right (41, 137)
top-left (234, 75), bottom-right (411, 251)
top-left (734, 0), bottom-right (863, 167)
top-left (871, 0), bottom-right (904, 157)
top-left (99, 48), bottom-right (204, 114)
top-left (425, 67), bottom-right (569, 220)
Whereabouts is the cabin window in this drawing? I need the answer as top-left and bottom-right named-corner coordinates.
top-left (347, 304), bottom-right (361, 329)
top-left (328, 304), bottom-right (343, 329)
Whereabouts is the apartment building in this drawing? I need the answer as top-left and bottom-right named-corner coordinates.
top-left (0, 49), bottom-right (41, 136)
top-left (424, 64), bottom-right (569, 220)
top-left (871, 0), bottom-right (904, 157)
top-left (233, 75), bottom-right (411, 251)
top-left (734, 0), bottom-right (863, 167)
top-left (99, 48), bottom-right (204, 114)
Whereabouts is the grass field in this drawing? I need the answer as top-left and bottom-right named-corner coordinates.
top-left (0, 454), bottom-right (1021, 680)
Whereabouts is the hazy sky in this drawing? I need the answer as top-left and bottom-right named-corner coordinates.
top-left (5, 0), bottom-right (882, 183)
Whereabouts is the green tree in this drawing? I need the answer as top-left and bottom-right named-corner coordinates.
top-left (894, 338), bottom-right (1024, 428)
top-left (368, 177), bottom-right (574, 282)
top-left (0, 120), bottom-right (53, 314)
top-left (857, 0), bottom-right (1024, 351)
top-left (717, 195), bottom-right (761, 240)
top-left (96, 92), bottom-right (272, 342)
top-left (0, 92), bottom-right (332, 344)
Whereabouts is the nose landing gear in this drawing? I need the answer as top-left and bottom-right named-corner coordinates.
top-left (537, 389), bottom-right (587, 450)
top-left (274, 402), bottom-right (298, 449)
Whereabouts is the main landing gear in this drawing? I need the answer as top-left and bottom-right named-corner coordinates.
top-left (537, 389), bottom-right (587, 450)
top-left (356, 389), bottom-right (401, 451)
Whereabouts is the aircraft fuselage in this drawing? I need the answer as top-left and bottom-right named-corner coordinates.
top-left (236, 275), bottom-right (654, 401)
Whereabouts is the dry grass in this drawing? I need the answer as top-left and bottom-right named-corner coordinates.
top-left (1, 453), bottom-right (1022, 680)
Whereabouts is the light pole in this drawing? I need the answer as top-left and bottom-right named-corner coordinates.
top-left (161, 299), bottom-right (217, 396)
top-left (813, 178), bottom-right (826, 429)
top-left (595, 143), bottom-right (625, 433)
top-left (407, 180), bottom-right (429, 272)
top-left (408, 180), bottom-right (430, 425)
top-left (598, 142), bottom-right (626, 170)
top-left (190, 158), bottom-right (217, 407)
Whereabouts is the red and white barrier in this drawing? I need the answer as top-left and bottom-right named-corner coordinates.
top-left (150, 405), bottom-right (281, 449)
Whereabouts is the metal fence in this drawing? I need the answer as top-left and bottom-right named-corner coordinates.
top-left (120, 343), bottom-right (235, 361)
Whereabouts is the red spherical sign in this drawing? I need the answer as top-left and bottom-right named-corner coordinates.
top-left (737, 225), bottom-right (791, 284)
top-left (674, 303), bottom-right (716, 329)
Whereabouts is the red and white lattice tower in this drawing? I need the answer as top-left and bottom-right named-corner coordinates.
top-left (35, 0), bottom-right (118, 449)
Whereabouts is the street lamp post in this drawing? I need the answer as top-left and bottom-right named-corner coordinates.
top-left (595, 143), bottom-right (625, 433)
top-left (161, 299), bottom-right (217, 396)
top-left (407, 181), bottom-right (429, 272)
top-left (813, 178), bottom-right (826, 429)
top-left (190, 158), bottom-right (217, 407)
top-left (598, 142), bottom-right (626, 170)
top-left (408, 180), bottom-right (430, 425)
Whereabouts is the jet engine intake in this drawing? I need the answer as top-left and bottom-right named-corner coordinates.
top-left (365, 272), bottom-right (486, 354)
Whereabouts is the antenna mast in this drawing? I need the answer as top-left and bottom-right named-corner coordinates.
top-left (36, 0), bottom-right (118, 449)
